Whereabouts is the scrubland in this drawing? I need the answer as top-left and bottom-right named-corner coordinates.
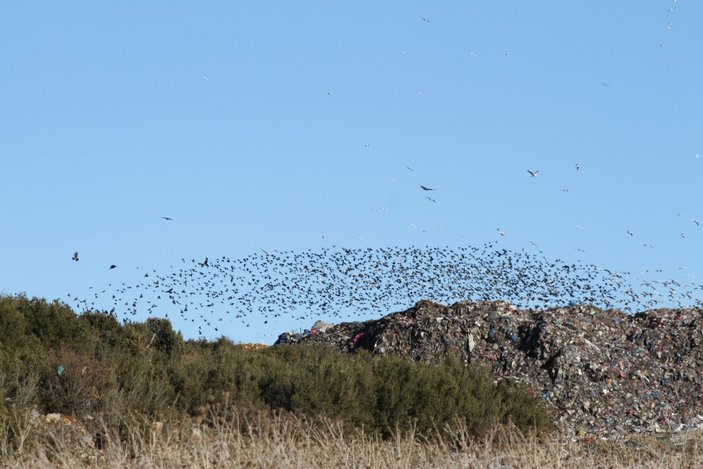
top-left (0, 295), bottom-right (698, 467)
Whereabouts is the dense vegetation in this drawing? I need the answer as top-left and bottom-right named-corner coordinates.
top-left (0, 294), bottom-right (552, 451)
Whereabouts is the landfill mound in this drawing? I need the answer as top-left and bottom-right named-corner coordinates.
top-left (275, 300), bottom-right (703, 439)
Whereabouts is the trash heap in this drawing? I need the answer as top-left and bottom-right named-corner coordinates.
top-left (275, 300), bottom-right (703, 439)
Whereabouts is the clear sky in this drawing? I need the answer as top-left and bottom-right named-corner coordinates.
top-left (2, 1), bottom-right (702, 344)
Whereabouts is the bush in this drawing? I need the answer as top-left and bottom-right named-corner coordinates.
top-left (0, 294), bottom-right (553, 446)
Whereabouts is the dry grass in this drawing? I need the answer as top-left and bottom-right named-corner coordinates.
top-left (1, 410), bottom-right (702, 468)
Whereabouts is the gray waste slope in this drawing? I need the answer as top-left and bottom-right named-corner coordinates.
top-left (277, 300), bottom-right (703, 439)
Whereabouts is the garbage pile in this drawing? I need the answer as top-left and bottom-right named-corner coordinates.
top-left (275, 300), bottom-right (703, 439)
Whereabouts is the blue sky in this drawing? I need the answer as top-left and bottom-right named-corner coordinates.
top-left (2, 1), bottom-right (702, 343)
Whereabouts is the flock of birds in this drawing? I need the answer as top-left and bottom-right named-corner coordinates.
top-left (67, 239), bottom-right (703, 338)
top-left (60, 2), bottom-right (699, 340)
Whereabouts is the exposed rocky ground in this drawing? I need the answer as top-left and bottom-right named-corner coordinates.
top-left (276, 300), bottom-right (703, 440)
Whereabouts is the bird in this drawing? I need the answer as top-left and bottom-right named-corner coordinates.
top-left (421, 16), bottom-right (430, 23)
top-left (497, 228), bottom-right (505, 237)
top-left (575, 163), bottom-right (581, 171)
top-left (426, 197), bottom-right (437, 203)
top-left (420, 185), bottom-right (435, 191)
top-left (527, 170), bottom-right (539, 177)
top-left (161, 216), bottom-right (174, 221)
top-left (72, 252), bottom-right (79, 262)
top-left (109, 265), bottom-right (117, 270)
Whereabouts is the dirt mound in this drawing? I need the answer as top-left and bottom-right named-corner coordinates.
top-left (276, 300), bottom-right (703, 439)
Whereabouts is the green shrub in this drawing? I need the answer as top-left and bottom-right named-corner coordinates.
top-left (0, 294), bottom-right (553, 445)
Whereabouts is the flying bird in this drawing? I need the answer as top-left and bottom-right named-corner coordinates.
top-left (109, 265), bottom-right (117, 270)
top-left (72, 252), bottom-right (79, 262)
top-left (161, 216), bottom-right (174, 221)
top-left (426, 196), bottom-right (437, 203)
top-left (527, 170), bottom-right (539, 177)
top-left (421, 16), bottom-right (430, 23)
top-left (420, 185), bottom-right (435, 191)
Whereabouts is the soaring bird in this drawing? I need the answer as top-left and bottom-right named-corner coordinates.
top-left (109, 265), bottom-right (117, 270)
top-left (72, 252), bottom-right (79, 262)
top-left (161, 216), bottom-right (174, 221)
top-left (527, 170), bottom-right (539, 177)
top-left (420, 185), bottom-right (435, 191)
